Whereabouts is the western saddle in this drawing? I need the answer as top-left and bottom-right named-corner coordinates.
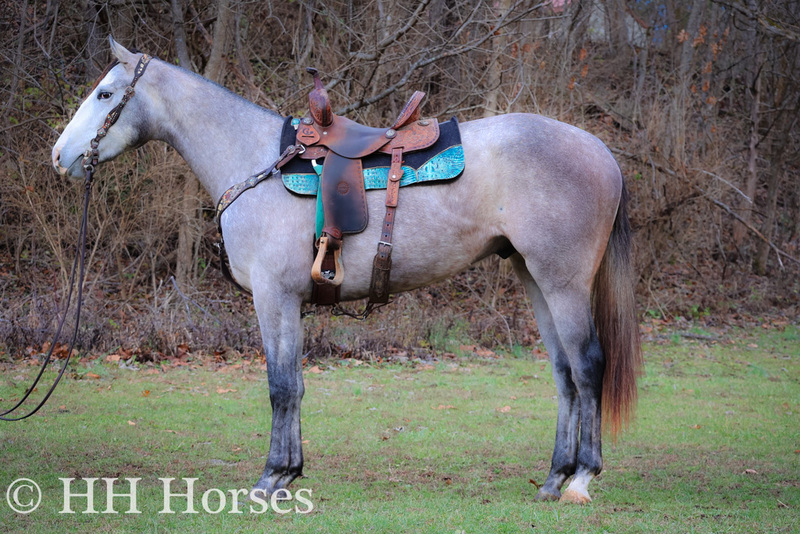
top-left (295, 68), bottom-right (440, 310)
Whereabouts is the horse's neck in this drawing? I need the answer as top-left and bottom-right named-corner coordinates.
top-left (153, 64), bottom-right (283, 201)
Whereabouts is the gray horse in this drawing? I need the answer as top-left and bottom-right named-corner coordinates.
top-left (52, 39), bottom-right (641, 504)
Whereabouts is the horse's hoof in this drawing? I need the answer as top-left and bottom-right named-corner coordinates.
top-left (533, 489), bottom-right (561, 502)
top-left (559, 488), bottom-right (592, 505)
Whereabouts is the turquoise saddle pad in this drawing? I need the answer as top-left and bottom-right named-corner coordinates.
top-left (282, 145), bottom-right (464, 195)
top-left (280, 117), bottom-right (465, 196)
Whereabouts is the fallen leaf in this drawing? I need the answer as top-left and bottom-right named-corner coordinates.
top-left (529, 479), bottom-right (540, 489)
top-left (433, 404), bottom-right (455, 410)
top-left (308, 365), bottom-right (323, 374)
top-left (86, 373), bottom-right (101, 380)
top-left (476, 348), bottom-right (496, 358)
top-left (498, 406), bottom-right (511, 413)
top-left (127, 420), bottom-right (136, 426)
top-left (105, 354), bottom-right (121, 363)
top-left (165, 429), bottom-right (178, 434)
top-left (743, 469), bottom-right (758, 475)
top-left (690, 424), bottom-right (701, 429)
top-left (58, 405), bottom-right (66, 410)
top-left (302, 439), bottom-right (309, 444)
top-left (142, 390), bottom-right (150, 397)
top-left (216, 387), bottom-right (237, 394)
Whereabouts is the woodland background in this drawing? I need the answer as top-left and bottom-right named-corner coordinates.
top-left (0, 0), bottom-right (798, 362)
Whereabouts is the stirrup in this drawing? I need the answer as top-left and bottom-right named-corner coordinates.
top-left (311, 235), bottom-right (344, 287)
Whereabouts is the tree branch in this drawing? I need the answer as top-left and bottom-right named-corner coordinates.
top-left (714, 0), bottom-right (800, 42)
top-left (349, 0), bottom-right (435, 61)
top-left (336, 0), bottom-right (548, 115)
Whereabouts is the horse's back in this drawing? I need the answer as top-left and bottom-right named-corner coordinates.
top-left (459, 113), bottom-right (621, 198)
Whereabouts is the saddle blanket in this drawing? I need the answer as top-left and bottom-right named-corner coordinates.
top-left (279, 117), bottom-right (464, 196)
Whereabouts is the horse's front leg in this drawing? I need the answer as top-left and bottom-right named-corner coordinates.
top-left (250, 289), bottom-right (305, 497)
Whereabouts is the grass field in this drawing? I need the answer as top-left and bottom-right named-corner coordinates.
top-left (0, 325), bottom-right (798, 533)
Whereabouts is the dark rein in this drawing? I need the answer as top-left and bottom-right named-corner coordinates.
top-left (1, 54), bottom-right (151, 421)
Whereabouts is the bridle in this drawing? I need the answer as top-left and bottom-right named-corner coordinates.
top-left (1, 54), bottom-right (151, 421)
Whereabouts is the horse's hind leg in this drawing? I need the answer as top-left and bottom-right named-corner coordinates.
top-left (250, 287), bottom-right (305, 497)
top-left (512, 255), bottom-right (578, 500)
top-left (511, 254), bottom-right (604, 504)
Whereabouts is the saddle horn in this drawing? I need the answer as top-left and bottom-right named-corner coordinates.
top-left (307, 67), bottom-right (333, 127)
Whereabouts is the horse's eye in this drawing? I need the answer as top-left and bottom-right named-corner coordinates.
top-left (97, 91), bottom-right (113, 101)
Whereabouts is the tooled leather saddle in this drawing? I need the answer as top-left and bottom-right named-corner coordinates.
top-left (215, 68), bottom-right (464, 316)
top-left (297, 68), bottom-right (443, 309)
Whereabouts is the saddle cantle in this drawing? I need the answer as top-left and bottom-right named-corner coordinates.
top-left (297, 68), bottom-right (450, 309)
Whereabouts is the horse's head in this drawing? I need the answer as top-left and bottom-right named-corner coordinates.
top-left (52, 37), bottom-right (151, 179)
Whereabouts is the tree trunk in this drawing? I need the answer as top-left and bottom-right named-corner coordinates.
top-left (108, 0), bottom-right (135, 48)
top-left (81, 0), bottom-right (103, 80)
top-left (204, 0), bottom-right (234, 83)
top-left (753, 88), bottom-right (799, 274)
top-left (175, 174), bottom-right (199, 286)
top-left (733, 0), bottom-right (761, 248)
top-left (2, 0), bottom-right (27, 125)
top-left (483, 0), bottom-right (511, 117)
top-left (753, 136), bottom-right (786, 275)
top-left (607, 0), bottom-right (629, 61)
top-left (171, 0), bottom-right (193, 70)
top-left (678, 0), bottom-right (706, 80)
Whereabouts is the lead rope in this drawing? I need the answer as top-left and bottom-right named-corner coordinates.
top-left (0, 173), bottom-right (91, 421)
top-left (0, 54), bottom-right (151, 421)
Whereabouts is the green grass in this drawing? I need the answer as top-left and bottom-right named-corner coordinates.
top-left (0, 327), bottom-right (798, 532)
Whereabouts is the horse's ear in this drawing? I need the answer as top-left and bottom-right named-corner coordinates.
top-left (109, 36), bottom-right (137, 66)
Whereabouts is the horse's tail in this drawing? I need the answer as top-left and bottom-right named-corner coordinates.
top-left (592, 182), bottom-right (643, 439)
